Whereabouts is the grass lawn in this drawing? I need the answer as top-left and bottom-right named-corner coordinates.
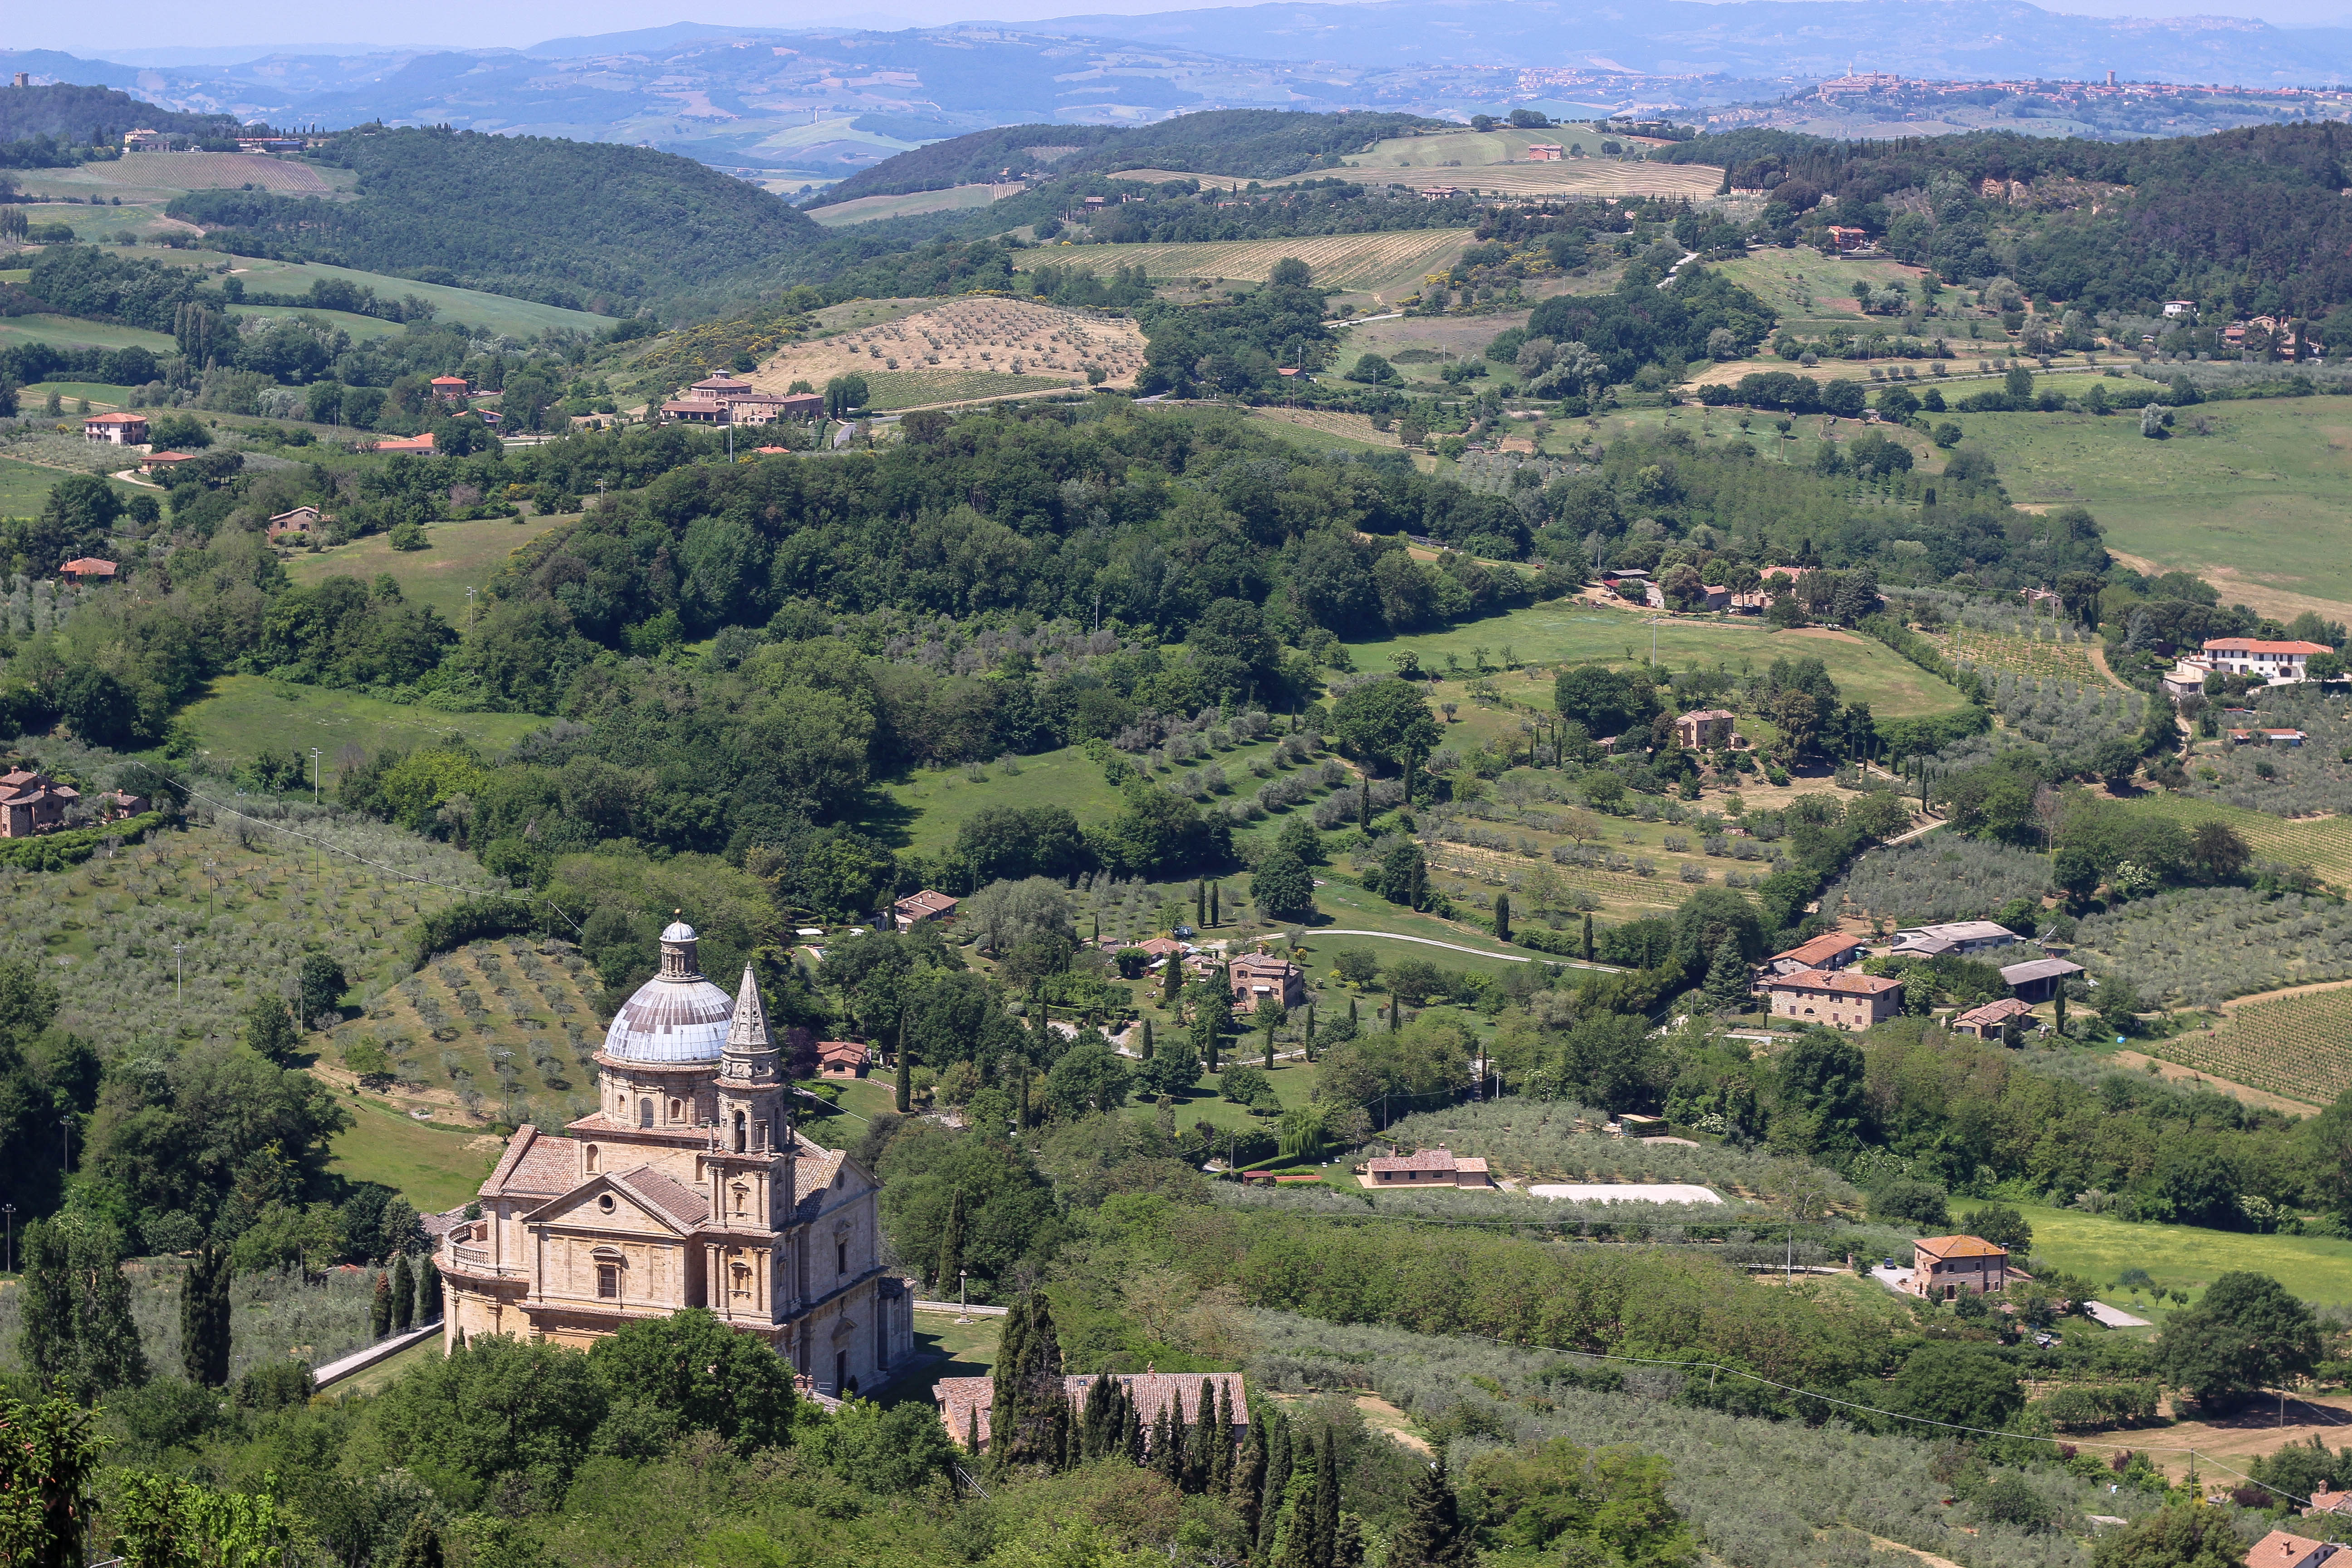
top-left (1339, 608), bottom-right (1969, 720)
top-left (2012, 1200), bottom-right (2352, 1308)
top-left (288, 513), bottom-right (575, 621)
top-left (138, 250), bottom-right (612, 338)
top-left (0, 457), bottom-right (150, 516)
top-left (24, 381), bottom-right (138, 409)
top-left (877, 1309), bottom-right (1001, 1408)
top-left (169, 675), bottom-right (552, 785)
top-left (809, 184), bottom-right (1013, 228)
top-left (334, 1334), bottom-right (445, 1395)
top-left (230, 303), bottom-right (407, 341)
top-left (1955, 395), bottom-right (2352, 620)
top-left (325, 1093), bottom-right (504, 1214)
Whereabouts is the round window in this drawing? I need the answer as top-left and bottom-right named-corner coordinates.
top-left (598, 1194), bottom-right (616, 1213)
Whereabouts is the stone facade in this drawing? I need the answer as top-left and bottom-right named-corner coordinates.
top-left (440, 922), bottom-right (913, 1397)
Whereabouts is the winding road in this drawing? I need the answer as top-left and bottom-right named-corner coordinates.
top-left (1314, 930), bottom-right (1623, 971)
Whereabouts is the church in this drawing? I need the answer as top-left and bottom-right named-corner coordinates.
top-left (439, 921), bottom-right (912, 1398)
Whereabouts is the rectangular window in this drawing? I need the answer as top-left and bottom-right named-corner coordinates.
top-left (597, 1264), bottom-right (618, 1299)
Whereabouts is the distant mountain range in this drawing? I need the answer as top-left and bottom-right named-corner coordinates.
top-left (9, 0), bottom-right (2352, 192)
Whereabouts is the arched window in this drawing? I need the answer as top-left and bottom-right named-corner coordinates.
top-left (584, 1145), bottom-right (599, 1172)
top-left (638, 1098), bottom-right (653, 1127)
top-left (733, 1110), bottom-right (747, 1153)
top-left (668, 1098), bottom-right (681, 1122)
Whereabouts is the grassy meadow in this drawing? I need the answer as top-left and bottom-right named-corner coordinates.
top-left (169, 676), bottom-right (551, 788)
top-left (2013, 1200), bottom-right (2352, 1308)
top-left (326, 1095), bottom-right (508, 1214)
top-left (1019, 230), bottom-right (1476, 297)
top-left (288, 512), bottom-right (577, 620)
top-left (1955, 395), bottom-right (2352, 619)
top-left (0, 456), bottom-right (151, 517)
top-left (0, 313), bottom-right (177, 354)
top-left (136, 250), bottom-right (615, 338)
top-left (809, 183), bottom-right (1015, 227)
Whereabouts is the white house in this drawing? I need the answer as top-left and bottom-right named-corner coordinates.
top-left (1887, 921), bottom-right (2019, 959)
top-left (2201, 638), bottom-right (2332, 683)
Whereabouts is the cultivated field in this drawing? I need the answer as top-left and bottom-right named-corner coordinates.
top-left (1019, 230), bottom-right (1476, 297)
top-left (1919, 623), bottom-right (2101, 685)
top-left (2123, 792), bottom-right (2352, 890)
top-left (289, 513), bottom-right (577, 620)
top-left (41, 152), bottom-right (343, 197)
top-left (1339, 611), bottom-right (1972, 721)
top-left (171, 676), bottom-right (553, 788)
top-left (1706, 252), bottom-right (1942, 323)
top-left (2141, 984), bottom-right (2352, 1109)
top-left (0, 312), bottom-right (177, 353)
top-left (1245, 407), bottom-right (1416, 452)
top-left (747, 296), bottom-right (1144, 404)
top-left (807, 182), bottom-right (1018, 227)
top-left (137, 250), bottom-right (615, 338)
top-left (1959, 396), bottom-right (2352, 620)
top-left (1265, 127), bottom-right (1724, 201)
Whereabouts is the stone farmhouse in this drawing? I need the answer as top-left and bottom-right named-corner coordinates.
top-left (0, 767), bottom-right (81, 838)
top-left (439, 921), bottom-right (913, 1399)
top-left (1760, 968), bottom-right (1903, 1031)
top-left (1907, 1234), bottom-right (2014, 1299)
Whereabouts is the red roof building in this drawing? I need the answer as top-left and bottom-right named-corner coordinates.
top-left (369, 433), bottom-right (436, 453)
top-left (1761, 968), bottom-right (1902, 1032)
top-left (1949, 996), bottom-right (2034, 1040)
top-left (1229, 953), bottom-right (1306, 1010)
top-left (2203, 638), bottom-right (2332, 681)
top-left (430, 376), bottom-right (471, 400)
top-left (82, 411), bottom-right (149, 445)
top-left (0, 768), bottom-right (81, 838)
top-left (1763, 931), bottom-right (1867, 977)
top-left (1359, 1146), bottom-right (1493, 1187)
top-left (58, 558), bottom-right (118, 582)
top-left (892, 889), bottom-right (958, 928)
top-left (817, 1041), bottom-right (868, 1078)
top-left (140, 450), bottom-right (198, 471)
top-left (2245, 1532), bottom-right (2342, 1568)
top-left (1909, 1234), bottom-right (2013, 1299)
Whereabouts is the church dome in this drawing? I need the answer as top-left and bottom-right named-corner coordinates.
top-left (601, 921), bottom-right (733, 1063)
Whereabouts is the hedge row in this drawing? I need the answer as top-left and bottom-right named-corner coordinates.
top-left (0, 810), bottom-right (166, 871)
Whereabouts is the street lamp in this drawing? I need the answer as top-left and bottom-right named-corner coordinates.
top-left (956, 1269), bottom-right (970, 1324)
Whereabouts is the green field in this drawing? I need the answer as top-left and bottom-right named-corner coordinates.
top-left (0, 456), bottom-right (148, 518)
top-left (1019, 230), bottom-right (1474, 296)
top-left (0, 313), bottom-right (176, 353)
top-left (334, 1334), bottom-right (446, 1396)
top-left (861, 369), bottom-right (1075, 409)
top-left (136, 251), bottom-right (614, 338)
top-left (229, 303), bottom-right (407, 340)
top-left (327, 1096), bottom-right (503, 1214)
top-left (877, 1308), bottom-right (1001, 1407)
top-left (808, 183), bottom-right (1014, 228)
top-left (170, 676), bottom-right (553, 785)
top-left (21, 382), bottom-right (139, 409)
top-left (1957, 395), bottom-right (2352, 618)
top-left (1340, 609), bottom-right (1971, 720)
top-left (2012, 1200), bottom-right (2352, 1308)
top-left (289, 513), bottom-right (575, 620)
top-left (1707, 252), bottom-right (1945, 324)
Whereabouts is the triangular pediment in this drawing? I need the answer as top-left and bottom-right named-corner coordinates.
top-left (523, 1170), bottom-right (703, 1236)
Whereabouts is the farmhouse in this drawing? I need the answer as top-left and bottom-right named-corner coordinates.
top-left (933, 1372), bottom-right (1245, 1451)
top-left (0, 767), bottom-right (80, 837)
top-left (1949, 996), bottom-right (2034, 1040)
top-left (1229, 953), bottom-right (1306, 1009)
top-left (892, 889), bottom-right (957, 928)
top-left (1761, 968), bottom-right (1903, 1031)
top-left (439, 922), bottom-right (912, 1397)
top-left (662, 398), bottom-right (729, 424)
top-left (2202, 637), bottom-right (2332, 682)
top-left (122, 128), bottom-right (168, 152)
top-left (82, 411), bottom-right (148, 445)
top-left (1672, 708), bottom-right (1740, 749)
top-left (1524, 143), bottom-right (1565, 161)
top-left (267, 505), bottom-right (326, 540)
top-left (1888, 920), bottom-right (2019, 959)
top-left (2000, 956), bottom-right (2083, 1003)
top-left (57, 559), bottom-right (117, 583)
top-left (141, 450), bottom-right (198, 473)
top-left (2162, 300), bottom-right (2196, 318)
top-left (1909, 1234), bottom-right (2013, 1299)
top-left (1358, 1147), bottom-right (1494, 1187)
top-left (370, 433), bottom-right (435, 453)
top-left (2246, 1534), bottom-right (2342, 1568)
top-left (1762, 931), bottom-right (1867, 977)
top-left (1419, 186), bottom-right (1461, 201)
top-left (430, 375), bottom-right (471, 401)
top-left (1826, 225), bottom-right (1870, 252)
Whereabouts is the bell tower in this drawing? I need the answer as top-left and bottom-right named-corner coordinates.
top-left (716, 965), bottom-right (784, 1160)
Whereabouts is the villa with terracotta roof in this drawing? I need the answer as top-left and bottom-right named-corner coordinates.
top-left (57, 559), bottom-right (117, 583)
top-left (2246, 1531), bottom-right (2342, 1568)
top-left (892, 889), bottom-right (958, 928)
top-left (1909, 1234), bottom-right (2013, 1299)
top-left (440, 921), bottom-right (911, 1398)
top-left (140, 450), bottom-right (198, 473)
top-left (1229, 953), bottom-right (1306, 1010)
top-left (1762, 931), bottom-right (1867, 978)
top-left (0, 767), bottom-right (80, 838)
top-left (2203, 637), bottom-right (2334, 683)
top-left (369, 433), bottom-right (435, 454)
top-left (82, 411), bottom-right (149, 445)
top-left (817, 1040), bottom-right (868, 1078)
top-left (1949, 996), bottom-right (2034, 1040)
top-left (1761, 968), bottom-right (1903, 1031)
top-left (933, 1371), bottom-right (1246, 1451)
top-left (1358, 1146), bottom-right (1493, 1188)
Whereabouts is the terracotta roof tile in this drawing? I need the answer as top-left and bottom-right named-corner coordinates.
top-left (610, 1165), bottom-right (710, 1228)
top-left (1916, 1234), bottom-right (2009, 1259)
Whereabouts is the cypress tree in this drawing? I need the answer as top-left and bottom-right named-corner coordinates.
top-left (1196, 880), bottom-right (1206, 926)
top-left (1121, 1388), bottom-right (1144, 1465)
top-left (896, 1044), bottom-right (912, 1113)
top-left (1256, 1409), bottom-right (1294, 1561)
top-left (1701, 934), bottom-right (1751, 1013)
top-left (967, 1404), bottom-right (981, 1455)
top-left (371, 1270), bottom-right (392, 1340)
top-left (1150, 1401), bottom-right (1175, 1480)
top-left (1163, 950), bottom-right (1181, 1005)
top-left (1333, 1514), bottom-right (1365, 1568)
top-left (1210, 1380), bottom-right (1235, 1494)
top-left (417, 1254), bottom-right (441, 1322)
top-left (23, 1216), bottom-right (147, 1402)
top-left (1357, 774), bottom-right (1369, 829)
top-left (990, 1292), bottom-right (1071, 1471)
top-left (180, 1242), bottom-right (232, 1387)
top-left (1141, 1017), bottom-right (1155, 1059)
top-left (1186, 1383), bottom-right (1214, 1493)
top-left (1210, 882), bottom-right (1220, 926)
top-left (1159, 1392), bottom-right (1189, 1487)
top-left (1309, 1426), bottom-right (1340, 1568)
top-left (391, 1254), bottom-right (415, 1333)
top-left (1582, 911), bottom-right (1594, 964)
top-left (1392, 1457), bottom-right (1472, 1568)
top-left (1229, 1411), bottom-right (1268, 1539)
top-left (1348, 996), bottom-right (1357, 1029)
top-left (1017, 1064), bottom-right (1032, 1130)
top-left (2055, 986), bottom-right (2068, 1034)
top-left (1492, 892), bottom-right (1512, 942)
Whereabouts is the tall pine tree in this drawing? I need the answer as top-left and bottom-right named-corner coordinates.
top-left (371, 1270), bottom-right (392, 1340)
top-left (896, 1044), bottom-right (912, 1113)
top-left (179, 1243), bottom-right (232, 1387)
top-left (22, 1216), bottom-right (147, 1402)
top-left (417, 1254), bottom-right (442, 1323)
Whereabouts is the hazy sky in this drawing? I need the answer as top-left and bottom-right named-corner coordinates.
top-left (29, 0), bottom-right (2352, 58)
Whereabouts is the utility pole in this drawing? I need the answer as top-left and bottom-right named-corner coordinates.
top-left (59, 1115), bottom-right (70, 1179)
top-left (2, 1204), bottom-right (14, 1275)
top-left (310, 746), bottom-right (322, 803)
top-left (205, 857), bottom-right (217, 918)
top-left (173, 941), bottom-right (186, 1005)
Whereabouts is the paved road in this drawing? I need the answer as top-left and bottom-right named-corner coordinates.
top-left (1316, 930), bottom-right (1622, 971)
